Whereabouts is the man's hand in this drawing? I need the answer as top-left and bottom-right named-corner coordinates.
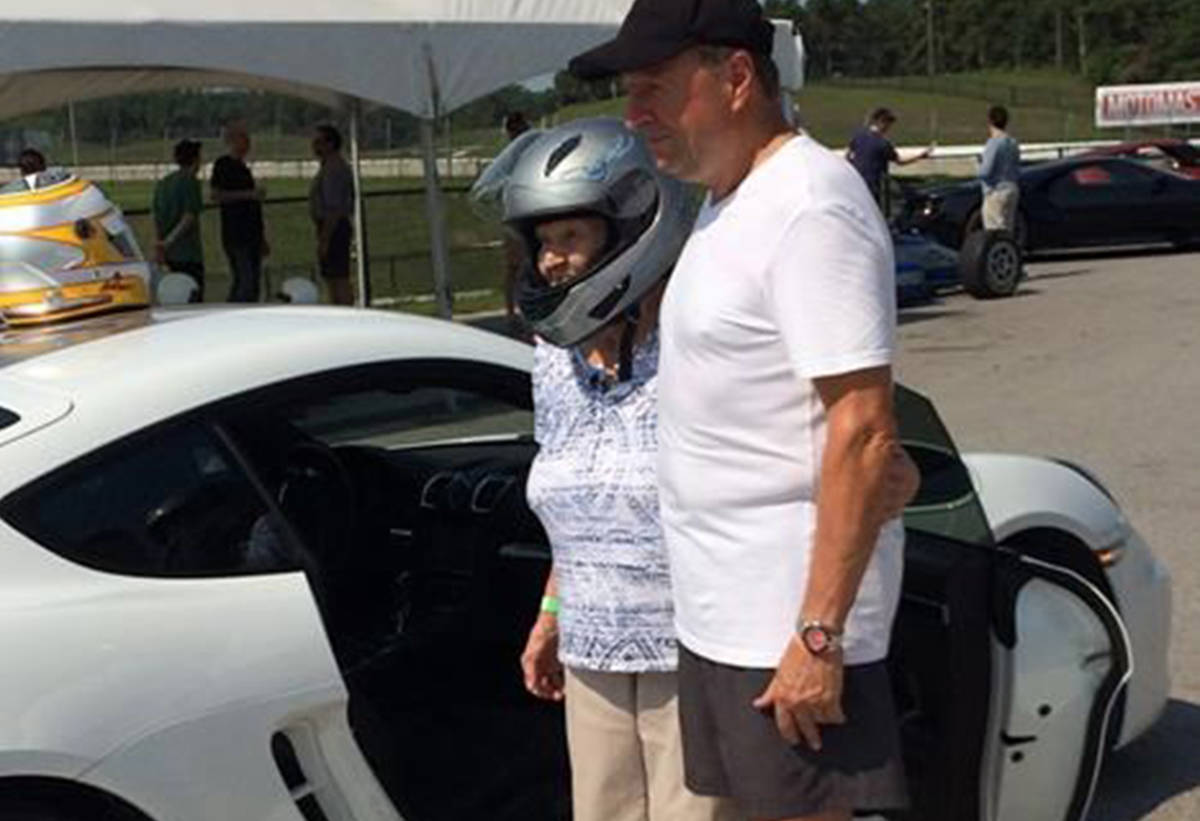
top-left (520, 613), bottom-right (564, 701)
top-left (752, 636), bottom-right (845, 750)
top-left (878, 443), bottom-right (920, 521)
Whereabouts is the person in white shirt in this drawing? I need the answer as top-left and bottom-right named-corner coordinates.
top-left (570, 1), bottom-right (919, 820)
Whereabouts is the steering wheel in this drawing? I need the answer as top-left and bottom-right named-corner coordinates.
top-left (277, 440), bottom-right (359, 561)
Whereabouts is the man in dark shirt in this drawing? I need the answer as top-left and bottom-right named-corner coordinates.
top-left (210, 121), bottom-right (268, 302)
top-left (309, 124), bottom-right (356, 306)
top-left (846, 108), bottom-right (933, 208)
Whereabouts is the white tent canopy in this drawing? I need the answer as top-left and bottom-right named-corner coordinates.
top-left (0, 1), bottom-right (644, 119)
top-left (0, 2), bottom-right (804, 314)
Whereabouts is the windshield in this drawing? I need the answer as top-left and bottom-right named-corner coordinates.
top-left (0, 237), bottom-right (86, 280)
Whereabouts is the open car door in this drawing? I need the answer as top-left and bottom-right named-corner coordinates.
top-left (894, 385), bottom-right (1133, 821)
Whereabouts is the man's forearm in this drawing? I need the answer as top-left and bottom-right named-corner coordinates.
top-left (162, 212), bottom-right (196, 249)
top-left (978, 143), bottom-right (997, 181)
top-left (800, 407), bottom-right (899, 629)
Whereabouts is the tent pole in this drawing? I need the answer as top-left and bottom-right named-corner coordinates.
top-left (68, 101), bottom-right (79, 169)
top-left (421, 42), bottom-right (453, 320)
top-left (349, 100), bottom-right (370, 308)
top-left (421, 118), bottom-right (453, 319)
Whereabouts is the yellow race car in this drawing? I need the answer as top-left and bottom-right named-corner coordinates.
top-left (0, 169), bottom-right (151, 327)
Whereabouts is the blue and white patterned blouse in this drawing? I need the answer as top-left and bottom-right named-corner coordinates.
top-left (526, 334), bottom-right (676, 673)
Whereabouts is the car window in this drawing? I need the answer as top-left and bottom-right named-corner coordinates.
top-left (0, 407), bottom-right (17, 431)
top-left (1, 420), bottom-right (294, 577)
top-left (1071, 165), bottom-right (1113, 186)
top-left (0, 235), bottom-right (86, 276)
top-left (1049, 162), bottom-right (1154, 207)
top-left (896, 385), bottom-right (995, 548)
top-left (288, 384), bottom-right (532, 449)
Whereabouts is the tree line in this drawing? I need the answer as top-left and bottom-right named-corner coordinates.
top-left (7, 0), bottom-right (1198, 152)
top-left (8, 84), bottom-right (559, 153)
top-left (763, 0), bottom-right (1200, 84)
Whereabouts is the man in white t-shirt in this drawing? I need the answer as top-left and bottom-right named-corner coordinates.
top-left (570, 1), bottom-right (919, 820)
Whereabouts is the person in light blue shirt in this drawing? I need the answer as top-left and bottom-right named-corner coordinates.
top-left (979, 105), bottom-right (1022, 232)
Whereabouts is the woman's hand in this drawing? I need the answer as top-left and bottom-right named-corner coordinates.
top-left (520, 613), bottom-right (564, 701)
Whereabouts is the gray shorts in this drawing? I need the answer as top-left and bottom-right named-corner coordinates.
top-left (678, 644), bottom-right (908, 820)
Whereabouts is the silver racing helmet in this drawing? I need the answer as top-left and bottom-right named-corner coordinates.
top-left (492, 117), bottom-right (692, 347)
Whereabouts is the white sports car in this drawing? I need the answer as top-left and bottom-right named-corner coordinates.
top-left (0, 307), bottom-right (1170, 821)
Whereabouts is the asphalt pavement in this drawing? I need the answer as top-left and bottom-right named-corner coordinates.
top-left (895, 246), bottom-right (1200, 821)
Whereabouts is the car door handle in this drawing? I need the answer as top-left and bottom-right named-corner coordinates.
top-left (1000, 732), bottom-right (1037, 747)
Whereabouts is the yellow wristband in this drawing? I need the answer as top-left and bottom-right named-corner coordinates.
top-left (540, 595), bottom-right (560, 615)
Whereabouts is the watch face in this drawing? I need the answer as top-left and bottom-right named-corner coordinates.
top-left (802, 625), bottom-right (830, 654)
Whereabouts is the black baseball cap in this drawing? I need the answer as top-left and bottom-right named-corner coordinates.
top-left (569, 0), bottom-right (774, 80)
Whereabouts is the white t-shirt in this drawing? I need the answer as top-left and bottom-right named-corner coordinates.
top-left (658, 133), bottom-right (904, 668)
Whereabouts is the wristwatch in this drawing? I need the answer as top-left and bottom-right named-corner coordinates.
top-left (796, 619), bottom-right (843, 656)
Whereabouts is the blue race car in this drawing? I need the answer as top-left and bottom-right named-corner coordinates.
top-left (893, 228), bottom-right (1023, 302)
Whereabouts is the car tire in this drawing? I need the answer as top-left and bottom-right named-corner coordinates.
top-left (959, 230), bottom-right (1023, 299)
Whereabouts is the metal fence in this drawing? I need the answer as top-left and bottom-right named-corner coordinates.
top-left (123, 184), bottom-right (508, 312)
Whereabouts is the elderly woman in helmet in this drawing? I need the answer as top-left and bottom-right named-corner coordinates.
top-left (475, 119), bottom-right (917, 821)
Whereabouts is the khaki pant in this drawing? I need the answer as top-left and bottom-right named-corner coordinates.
top-left (982, 182), bottom-right (1020, 232)
top-left (564, 667), bottom-right (740, 821)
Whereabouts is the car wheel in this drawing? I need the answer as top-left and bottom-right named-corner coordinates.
top-left (959, 230), bottom-right (1023, 299)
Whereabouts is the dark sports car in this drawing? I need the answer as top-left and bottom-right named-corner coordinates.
top-left (898, 156), bottom-right (1200, 252)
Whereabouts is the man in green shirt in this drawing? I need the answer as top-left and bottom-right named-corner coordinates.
top-left (153, 139), bottom-right (205, 300)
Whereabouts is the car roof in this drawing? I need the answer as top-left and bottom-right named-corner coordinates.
top-left (0, 306), bottom-right (534, 488)
top-left (0, 305), bottom-right (532, 423)
top-left (1, 306), bottom-right (532, 392)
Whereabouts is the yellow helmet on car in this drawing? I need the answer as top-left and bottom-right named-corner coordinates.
top-left (0, 169), bottom-right (151, 328)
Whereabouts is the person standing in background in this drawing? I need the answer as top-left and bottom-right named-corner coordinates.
top-left (846, 108), bottom-right (933, 212)
top-left (210, 121), bottom-right (268, 303)
top-left (309, 124), bottom-right (356, 306)
top-left (979, 105), bottom-right (1021, 233)
top-left (504, 111), bottom-right (531, 142)
top-left (17, 148), bottom-right (47, 176)
top-left (152, 139), bottom-right (205, 300)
